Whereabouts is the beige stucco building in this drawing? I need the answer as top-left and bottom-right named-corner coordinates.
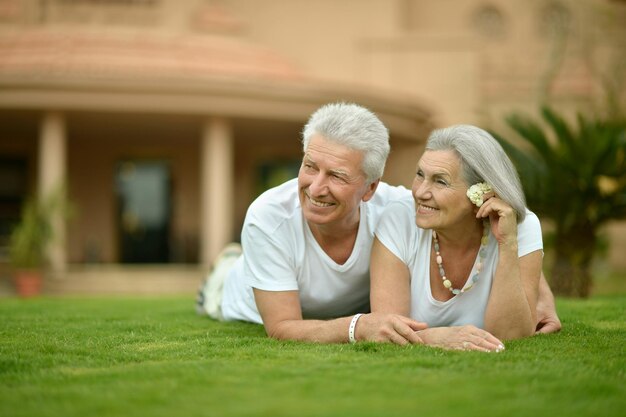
top-left (0, 0), bottom-right (624, 294)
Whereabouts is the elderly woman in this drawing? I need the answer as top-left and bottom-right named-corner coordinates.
top-left (369, 125), bottom-right (542, 352)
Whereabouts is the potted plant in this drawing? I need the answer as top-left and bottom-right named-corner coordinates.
top-left (8, 188), bottom-right (70, 297)
top-left (8, 197), bottom-right (52, 297)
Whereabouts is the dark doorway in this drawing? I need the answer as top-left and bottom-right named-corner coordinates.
top-left (116, 160), bottom-right (171, 263)
top-left (0, 157), bottom-right (28, 261)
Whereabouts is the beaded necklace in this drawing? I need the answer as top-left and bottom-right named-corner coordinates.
top-left (432, 220), bottom-right (490, 295)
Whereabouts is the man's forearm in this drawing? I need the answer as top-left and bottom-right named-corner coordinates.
top-left (264, 316), bottom-right (356, 343)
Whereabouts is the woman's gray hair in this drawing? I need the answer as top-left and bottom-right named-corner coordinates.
top-left (426, 124), bottom-right (527, 222)
top-left (302, 102), bottom-right (390, 183)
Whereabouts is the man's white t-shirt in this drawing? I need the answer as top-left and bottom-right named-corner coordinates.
top-left (375, 195), bottom-right (543, 329)
top-left (221, 178), bottom-right (409, 324)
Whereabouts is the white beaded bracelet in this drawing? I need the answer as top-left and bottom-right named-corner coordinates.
top-left (348, 313), bottom-right (363, 344)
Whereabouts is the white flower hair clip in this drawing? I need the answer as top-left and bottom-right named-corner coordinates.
top-left (467, 182), bottom-right (493, 207)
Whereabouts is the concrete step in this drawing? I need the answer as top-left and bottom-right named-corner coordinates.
top-left (1, 264), bottom-right (208, 297)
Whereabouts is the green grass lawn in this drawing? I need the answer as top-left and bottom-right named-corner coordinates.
top-left (1, 294), bottom-right (624, 417)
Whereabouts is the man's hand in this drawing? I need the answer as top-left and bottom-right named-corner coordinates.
top-left (356, 313), bottom-right (427, 345)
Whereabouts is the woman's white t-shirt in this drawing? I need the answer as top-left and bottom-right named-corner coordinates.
top-left (375, 196), bottom-right (543, 329)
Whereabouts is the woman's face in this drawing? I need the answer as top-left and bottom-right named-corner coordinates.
top-left (412, 150), bottom-right (474, 231)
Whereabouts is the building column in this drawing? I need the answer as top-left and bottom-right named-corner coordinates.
top-left (38, 111), bottom-right (67, 274)
top-left (200, 117), bottom-right (234, 267)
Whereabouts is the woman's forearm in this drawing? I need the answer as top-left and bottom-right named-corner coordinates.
top-left (484, 244), bottom-right (538, 340)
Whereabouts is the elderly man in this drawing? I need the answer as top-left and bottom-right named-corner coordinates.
top-left (197, 102), bottom-right (561, 346)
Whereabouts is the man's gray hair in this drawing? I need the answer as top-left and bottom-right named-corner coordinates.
top-left (302, 102), bottom-right (390, 183)
top-left (426, 124), bottom-right (527, 222)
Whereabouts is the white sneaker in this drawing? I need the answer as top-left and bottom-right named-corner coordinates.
top-left (196, 243), bottom-right (242, 319)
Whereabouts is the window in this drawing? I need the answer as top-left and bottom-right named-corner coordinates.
top-left (472, 4), bottom-right (507, 39)
top-left (537, 1), bottom-right (571, 38)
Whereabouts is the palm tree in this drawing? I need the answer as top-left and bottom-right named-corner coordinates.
top-left (493, 106), bottom-right (626, 297)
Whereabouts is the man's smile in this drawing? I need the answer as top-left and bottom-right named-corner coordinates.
top-left (305, 191), bottom-right (335, 207)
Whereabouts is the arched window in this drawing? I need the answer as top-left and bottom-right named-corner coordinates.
top-left (471, 4), bottom-right (507, 39)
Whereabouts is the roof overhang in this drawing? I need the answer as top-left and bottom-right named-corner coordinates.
top-left (0, 28), bottom-right (434, 140)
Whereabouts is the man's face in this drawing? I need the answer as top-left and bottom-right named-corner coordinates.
top-left (298, 134), bottom-right (378, 229)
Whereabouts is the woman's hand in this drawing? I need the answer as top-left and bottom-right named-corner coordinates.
top-left (536, 309), bottom-right (562, 334)
top-left (535, 275), bottom-right (562, 334)
top-left (475, 194), bottom-right (518, 247)
top-left (417, 325), bottom-right (505, 352)
top-left (356, 313), bottom-right (427, 345)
